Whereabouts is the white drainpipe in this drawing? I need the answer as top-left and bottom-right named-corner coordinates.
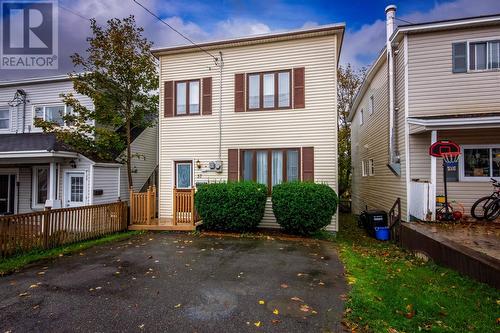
top-left (386, 5), bottom-right (399, 174)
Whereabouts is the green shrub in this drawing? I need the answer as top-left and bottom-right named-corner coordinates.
top-left (272, 182), bottom-right (338, 235)
top-left (195, 181), bottom-right (267, 231)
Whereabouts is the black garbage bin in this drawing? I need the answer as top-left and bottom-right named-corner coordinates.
top-left (358, 210), bottom-right (388, 237)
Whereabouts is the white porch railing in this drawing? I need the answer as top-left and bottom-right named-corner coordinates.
top-left (409, 181), bottom-right (431, 221)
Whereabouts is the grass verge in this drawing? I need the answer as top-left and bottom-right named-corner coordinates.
top-left (0, 231), bottom-right (140, 276)
top-left (321, 214), bottom-right (499, 333)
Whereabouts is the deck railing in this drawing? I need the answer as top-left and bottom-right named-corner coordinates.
top-left (0, 201), bottom-right (128, 258)
top-left (173, 188), bottom-right (199, 225)
top-left (130, 186), bottom-right (157, 225)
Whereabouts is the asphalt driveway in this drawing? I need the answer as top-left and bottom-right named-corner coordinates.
top-left (0, 232), bottom-right (347, 333)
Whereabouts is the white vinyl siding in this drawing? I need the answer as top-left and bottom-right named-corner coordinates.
top-left (0, 79), bottom-right (93, 134)
top-left (93, 166), bottom-right (121, 204)
top-left (408, 26), bottom-right (500, 117)
top-left (158, 34), bottom-right (339, 231)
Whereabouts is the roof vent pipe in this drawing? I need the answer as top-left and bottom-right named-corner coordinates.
top-left (385, 5), bottom-right (400, 175)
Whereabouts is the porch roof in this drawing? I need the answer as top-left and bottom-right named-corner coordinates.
top-left (0, 133), bottom-right (68, 153)
top-left (408, 114), bottom-right (500, 134)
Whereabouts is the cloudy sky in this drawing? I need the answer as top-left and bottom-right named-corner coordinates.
top-left (1, 0), bottom-right (500, 80)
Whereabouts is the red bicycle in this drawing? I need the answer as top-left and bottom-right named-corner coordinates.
top-left (470, 178), bottom-right (500, 220)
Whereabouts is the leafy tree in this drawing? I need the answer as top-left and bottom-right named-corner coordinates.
top-left (337, 64), bottom-right (366, 199)
top-left (36, 16), bottom-right (158, 188)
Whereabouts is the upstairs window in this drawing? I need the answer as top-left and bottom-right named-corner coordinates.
top-left (453, 40), bottom-right (500, 73)
top-left (175, 80), bottom-right (200, 116)
top-left (247, 70), bottom-right (291, 110)
top-left (368, 95), bottom-right (374, 115)
top-left (34, 105), bottom-right (73, 127)
top-left (0, 109), bottom-right (10, 129)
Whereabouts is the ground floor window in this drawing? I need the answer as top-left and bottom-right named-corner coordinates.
top-left (461, 145), bottom-right (500, 180)
top-left (32, 166), bottom-right (48, 207)
top-left (240, 148), bottom-right (300, 192)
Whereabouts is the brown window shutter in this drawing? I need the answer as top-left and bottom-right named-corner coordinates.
top-left (293, 67), bottom-right (305, 109)
top-left (228, 149), bottom-right (239, 181)
top-left (302, 147), bottom-right (314, 181)
top-left (202, 77), bottom-right (212, 115)
top-left (234, 73), bottom-right (245, 112)
top-left (164, 81), bottom-right (174, 117)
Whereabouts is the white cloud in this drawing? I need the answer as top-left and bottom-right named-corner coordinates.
top-left (213, 18), bottom-right (272, 39)
top-left (341, 0), bottom-right (500, 69)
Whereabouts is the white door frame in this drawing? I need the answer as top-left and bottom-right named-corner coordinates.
top-left (64, 170), bottom-right (87, 208)
top-left (0, 168), bottom-right (18, 214)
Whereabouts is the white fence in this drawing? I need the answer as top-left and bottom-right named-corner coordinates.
top-left (409, 181), bottom-right (431, 221)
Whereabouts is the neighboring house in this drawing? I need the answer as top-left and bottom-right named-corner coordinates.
top-left (349, 6), bottom-right (500, 221)
top-left (0, 75), bottom-right (157, 215)
top-left (152, 24), bottom-right (344, 231)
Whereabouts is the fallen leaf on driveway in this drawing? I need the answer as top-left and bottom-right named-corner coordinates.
top-left (37, 271), bottom-right (45, 275)
top-left (18, 292), bottom-right (29, 297)
top-left (174, 303), bottom-right (181, 308)
top-left (271, 319), bottom-right (281, 324)
top-left (138, 324), bottom-right (145, 329)
top-left (291, 297), bottom-right (304, 302)
top-left (300, 304), bottom-right (311, 312)
top-left (254, 321), bottom-right (261, 327)
top-left (273, 309), bottom-right (279, 315)
top-left (29, 284), bottom-right (38, 289)
top-left (258, 300), bottom-right (265, 305)
top-left (280, 283), bottom-right (289, 288)
top-left (297, 273), bottom-right (307, 277)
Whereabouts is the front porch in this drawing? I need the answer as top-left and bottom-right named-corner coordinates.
top-left (407, 118), bottom-right (500, 221)
top-left (128, 186), bottom-right (200, 231)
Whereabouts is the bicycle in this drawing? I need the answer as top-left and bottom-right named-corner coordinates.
top-left (470, 178), bottom-right (500, 219)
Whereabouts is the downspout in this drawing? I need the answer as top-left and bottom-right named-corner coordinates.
top-left (385, 5), bottom-right (401, 176)
top-left (216, 52), bottom-right (224, 170)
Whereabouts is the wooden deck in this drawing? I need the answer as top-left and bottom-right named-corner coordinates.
top-left (400, 222), bottom-right (500, 288)
top-left (128, 218), bottom-right (201, 231)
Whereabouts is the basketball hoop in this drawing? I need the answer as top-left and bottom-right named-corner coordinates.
top-left (429, 140), bottom-right (462, 221)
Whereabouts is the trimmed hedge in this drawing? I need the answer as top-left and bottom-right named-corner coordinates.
top-left (272, 182), bottom-right (338, 235)
top-left (195, 181), bottom-right (267, 231)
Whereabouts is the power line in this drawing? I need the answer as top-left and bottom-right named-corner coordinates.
top-left (59, 5), bottom-right (91, 21)
top-left (395, 17), bottom-right (414, 25)
top-left (131, 0), bottom-right (218, 61)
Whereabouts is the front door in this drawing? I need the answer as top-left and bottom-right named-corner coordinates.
top-left (0, 174), bottom-right (15, 215)
top-left (175, 161), bottom-right (193, 189)
top-left (65, 172), bottom-right (86, 208)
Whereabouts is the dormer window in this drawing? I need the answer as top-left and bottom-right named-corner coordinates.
top-left (34, 105), bottom-right (73, 127)
top-left (0, 109), bottom-right (9, 129)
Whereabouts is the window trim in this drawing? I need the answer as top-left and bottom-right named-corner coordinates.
top-left (174, 160), bottom-right (193, 189)
top-left (246, 70), bottom-right (292, 111)
top-left (459, 144), bottom-right (500, 182)
top-left (461, 37), bottom-right (500, 73)
top-left (0, 108), bottom-right (10, 131)
top-left (239, 148), bottom-right (301, 194)
top-left (32, 166), bottom-right (49, 209)
top-left (369, 159), bottom-right (374, 176)
top-left (359, 108), bottom-right (364, 125)
top-left (368, 95), bottom-right (374, 115)
top-left (33, 104), bottom-right (73, 127)
top-left (174, 79), bottom-right (201, 116)
top-left (361, 160), bottom-right (367, 177)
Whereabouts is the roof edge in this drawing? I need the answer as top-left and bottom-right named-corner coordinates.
top-left (152, 23), bottom-right (345, 57)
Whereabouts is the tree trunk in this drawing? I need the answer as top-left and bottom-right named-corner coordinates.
top-left (126, 114), bottom-right (133, 189)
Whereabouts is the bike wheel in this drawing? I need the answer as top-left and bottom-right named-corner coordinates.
top-left (471, 196), bottom-right (495, 219)
top-left (484, 199), bottom-right (500, 221)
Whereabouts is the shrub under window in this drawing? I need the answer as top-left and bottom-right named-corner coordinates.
top-left (272, 182), bottom-right (338, 235)
top-left (195, 181), bottom-right (267, 231)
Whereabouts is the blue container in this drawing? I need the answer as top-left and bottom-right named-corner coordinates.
top-left (374, 227), bottom-right (390, 241)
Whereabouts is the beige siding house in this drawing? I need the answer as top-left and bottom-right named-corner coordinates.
top-left (350, 7), bottom-right (500, 221)
top-left (153, 24), bottom-right (344, 231)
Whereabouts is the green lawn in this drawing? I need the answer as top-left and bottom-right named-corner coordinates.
top-left (0, 231), bottom-right (140, 276)
top-left (326, 214), bottom-right (499, 333)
